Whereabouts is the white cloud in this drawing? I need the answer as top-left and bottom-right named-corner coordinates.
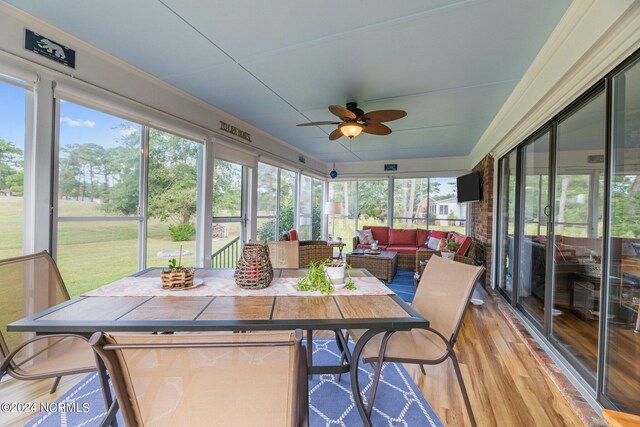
top-left (116, 126), bottom-right (137, 137)
top-left (61, 117), bottom-right (96, 128)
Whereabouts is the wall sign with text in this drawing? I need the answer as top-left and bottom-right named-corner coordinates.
top-left (220, 121), bottom-right (252, 143)
top-left (24, 29), bottom-right (76, 69)
top-left (384, 164), bottom-right (398, 171)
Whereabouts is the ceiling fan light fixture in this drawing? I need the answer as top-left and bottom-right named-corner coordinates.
top-left (339, 122), bottom-right (363, 139)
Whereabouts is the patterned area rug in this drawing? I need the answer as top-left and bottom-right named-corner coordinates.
top-left (27, 339), bottom-right (441, 427)
top-left (385, 269), bottom-right (417, 303)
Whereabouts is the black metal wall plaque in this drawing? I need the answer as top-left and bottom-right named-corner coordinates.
top-left (25, 29), bottom-right (76, 69)
top-left (384, 163), bottom-right (398, 171)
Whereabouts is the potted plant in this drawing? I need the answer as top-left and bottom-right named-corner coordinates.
top-left (161, 246), bottom-right (195, 289)
top-left (441, 238), bottom-right (460, 260)
top-left (297, 259), bottom-right (356, 294)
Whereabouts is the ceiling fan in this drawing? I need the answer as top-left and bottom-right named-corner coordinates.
top-left (297, 102), bottom-right (407, 140)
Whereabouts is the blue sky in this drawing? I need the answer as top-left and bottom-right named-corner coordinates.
top-left (0, 80), bottom-right (26, 149)
top-left (1, 79), bottom-right (137, 156)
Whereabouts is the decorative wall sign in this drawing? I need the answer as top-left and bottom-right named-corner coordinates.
top-left (24, 29), bottom-right (76, 69)
top-left (587, 154), bottom-right (604, 164)
top-left (384, 163), bottom-right (398, 171)
top-left (220, 121), bottom-right (252, 142)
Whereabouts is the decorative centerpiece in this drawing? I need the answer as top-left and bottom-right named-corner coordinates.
top-left (296, 259), bottom-right (356, 294)
top-left (234, 242), bottom-right (273, 289)
top-left (161, 247), bottom-right (195, 289)
top-left (441, 238), bottom-right (461, 260)
top-left (370, 240), bottom-right (379, 254)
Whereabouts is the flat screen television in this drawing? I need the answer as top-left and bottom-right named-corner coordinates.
top-left (457, 172), bottom-right (482, 203)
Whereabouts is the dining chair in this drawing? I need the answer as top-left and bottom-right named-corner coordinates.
top-left (348, 255), bottom-right (484, 426)
top-left (267, 241), bottom-right (300, 268)
top-left (0, 251), bottom-right (97, 393)
top-left (90, 329), bottom-right (309, 427)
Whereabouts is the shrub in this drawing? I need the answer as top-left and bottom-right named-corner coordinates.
top-left (168, 223), bottom-right (196, 241)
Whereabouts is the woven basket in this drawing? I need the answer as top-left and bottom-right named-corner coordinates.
top-left (161, 268), bottom-right (195, 289)
top-left (234, 242), bottom-right (273, 289)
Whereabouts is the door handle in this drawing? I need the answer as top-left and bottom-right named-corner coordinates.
top-left (543, 205), bottom-right (550, 217)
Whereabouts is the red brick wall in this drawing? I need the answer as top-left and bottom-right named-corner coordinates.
top-left (469, 154), bottom-right (494, 287)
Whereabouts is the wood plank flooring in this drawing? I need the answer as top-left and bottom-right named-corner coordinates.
top-left (0, 286), bottom-right (584, 427)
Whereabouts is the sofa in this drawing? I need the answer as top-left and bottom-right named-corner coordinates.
top-left (353, 226), bottom-right (472, 270)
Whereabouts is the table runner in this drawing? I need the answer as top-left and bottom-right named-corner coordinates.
top-left (81, 276), bottom-right (394, 297)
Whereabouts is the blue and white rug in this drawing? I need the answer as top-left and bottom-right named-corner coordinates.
top-left (27, 339), bottom-right (440, 427)
top-left (385, 269), bottom-right (416, 303)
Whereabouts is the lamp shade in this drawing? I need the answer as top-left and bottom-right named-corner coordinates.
top-left (324, 201), bottom-right (342, 216)
top-left (339, 122), bottom-right (363, 139)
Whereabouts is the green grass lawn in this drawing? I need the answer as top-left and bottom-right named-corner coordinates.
top-left (0, 197), bottom-right (237, 297)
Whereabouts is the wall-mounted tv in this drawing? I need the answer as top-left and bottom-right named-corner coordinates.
top-left (457, 171), bottom-right (482, 203)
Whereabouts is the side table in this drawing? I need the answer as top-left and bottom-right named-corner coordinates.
top-left (329, 242), bottom-right (346, 261)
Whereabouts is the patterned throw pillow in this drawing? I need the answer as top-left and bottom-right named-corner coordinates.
top-left (437, 238), bottom-right (448, 251)
top-left (356, 229), bottom-right (374, 245)
top-left (426, 236), bottom-right (441, 250)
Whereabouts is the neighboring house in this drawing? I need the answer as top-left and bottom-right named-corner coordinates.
top-left (433, 197), bottom-right (466, 226)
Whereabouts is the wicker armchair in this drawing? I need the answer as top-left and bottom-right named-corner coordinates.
top-left (298, 241), bottom-right (332, 268)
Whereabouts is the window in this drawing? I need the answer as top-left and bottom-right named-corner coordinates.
top-left (298, 175), bottom-right (323, 241)
top-left (358, 179), bottom-right (388, 227)
top-left (327, 180), bottom-right (388, 251)
top-left (56, 101), bottom-right (143, 296)
top-left (256, 162), bottom-right (297, 241)
top-left (0, 78), bottom-right (27, 258)
top-left (147, 129), bottom-right (201, 268)
top-left (256, 163), bottom-right (277, 240)
top-left (56, 102), bottom-right (205, 294)
top-left (392, 177), bottom-right (467, 233)
top-left (212, 159), bottom-right (245, 261)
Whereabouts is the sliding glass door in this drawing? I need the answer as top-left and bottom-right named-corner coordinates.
top-left (603, 56), bottom-right (640, 413)
top-left (497, 151), bottom-right (517, 300)
top-left (495, 51), bottom-right (640, 414)
top-left (550, 91), bottom-right (606, 382)
top-left (517, 132), bottom-right (550, 328)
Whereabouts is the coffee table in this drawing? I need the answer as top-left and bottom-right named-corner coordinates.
top-left (346, 250), bottom-right (398, 283)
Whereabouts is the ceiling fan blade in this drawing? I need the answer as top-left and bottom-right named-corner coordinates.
top-left (328, 105), bottom-right (357, 120)
top-left (362, 123), bottom-right (392, 135)
top-left (362, 109), bottom-right (407, 123)
top-left (329, 128), bottom-right (343, 140)
top-left (296, 121), bottom-right (341, 126)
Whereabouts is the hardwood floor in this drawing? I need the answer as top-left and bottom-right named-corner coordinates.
top-left (414, 286), bottom-right (583, 427)
top-left (0, 286), bottom-right (584, 427)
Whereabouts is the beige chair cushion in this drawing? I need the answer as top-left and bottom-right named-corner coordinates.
top-left (267, 241), bottom-right (300, 268)
top-left (413, 256), bottom-right (483, 341)
top-left (106, 331), bottom-right (298, 427)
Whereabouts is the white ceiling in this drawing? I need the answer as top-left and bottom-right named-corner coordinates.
top-left (8, 0), bottom-right (571, 163)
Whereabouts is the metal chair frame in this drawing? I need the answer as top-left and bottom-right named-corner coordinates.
top-left (343, 262), bottom-right (484, 427)
top-left (0, 251), bottom-right (98, 393)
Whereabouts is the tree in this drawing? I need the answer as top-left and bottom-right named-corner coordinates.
top-left (0, 138), bottom-right (23, 190)
top-left (146, 130), bottom-right (199, 226)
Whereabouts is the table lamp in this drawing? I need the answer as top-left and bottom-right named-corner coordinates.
top-left (324, 201), bottom-right (342, 241)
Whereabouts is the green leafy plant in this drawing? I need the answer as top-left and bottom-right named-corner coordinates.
top-left (168, 223), bottom-right (196, 241)
top-left (443, 238), bottom-right (461, 252)
top-left (166, 245), bottom-right (191, 272)
top-left (296, 259), bottom-right (356, 294)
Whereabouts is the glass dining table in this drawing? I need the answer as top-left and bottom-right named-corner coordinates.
top-left (9, 267), bottom-right (428, 426)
